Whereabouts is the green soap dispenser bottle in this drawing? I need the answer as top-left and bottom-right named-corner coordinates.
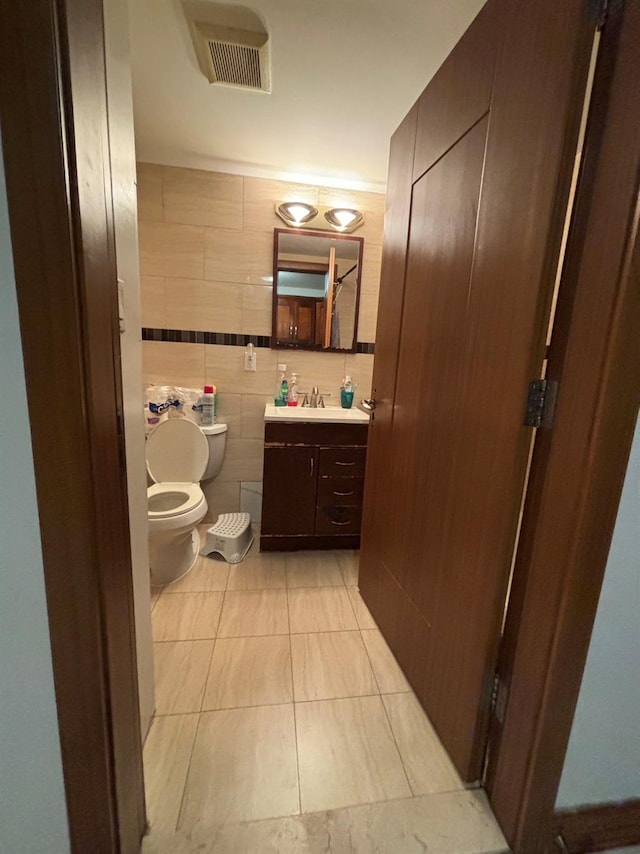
top-left (275, 364), bottom-right (287, 406)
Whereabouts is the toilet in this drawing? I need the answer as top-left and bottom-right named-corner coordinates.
top-left (146, 418), bottom-right (228, 585)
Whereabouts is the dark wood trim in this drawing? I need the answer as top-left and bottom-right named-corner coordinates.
top-left (260, 534), bottom-right (361, 551)
top-left (0, 0), bottom-right (145, 851)
top-left (555, 800), bottom-right (640, 853)
top-left (487, 2), bottom-right (640, 851)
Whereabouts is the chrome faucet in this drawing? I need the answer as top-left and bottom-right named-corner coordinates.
top-left (300, 387), bottom-right (329, 408)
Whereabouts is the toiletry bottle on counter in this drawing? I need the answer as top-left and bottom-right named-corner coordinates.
top-left (200, 385), bottom-right (216, 426)
top-left (275, 364), bottom-right (287, 406)
top-left (288, 372), bottom-right (299, 406)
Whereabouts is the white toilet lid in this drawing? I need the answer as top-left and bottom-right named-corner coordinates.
top-left (146, 418), bottom-right (209, 484)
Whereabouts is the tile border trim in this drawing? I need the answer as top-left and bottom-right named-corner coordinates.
top-left (141, 328), bottom-right (375, 354)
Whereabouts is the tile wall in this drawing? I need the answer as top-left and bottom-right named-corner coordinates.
top-left (137, 164), bottom-right (385, 519)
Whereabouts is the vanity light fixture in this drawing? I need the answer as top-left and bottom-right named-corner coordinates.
top-left (274, 201), bottom-right (365, 233)
top-left (324, 207), bottom-right (364, 232)
top-left (275, 201), bottom-right (318, 227)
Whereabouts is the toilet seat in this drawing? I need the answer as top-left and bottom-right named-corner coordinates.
top-left (148, 482), bottom-right (205, 519)
top-left (146, 418), bottom-right (209, 484)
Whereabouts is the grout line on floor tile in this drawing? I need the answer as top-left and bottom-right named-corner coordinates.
top-left (286, 577), bottom-right (303, 815)
top-left (378, 685), bottom-right (415, 797)
top-left (293, 691), bottom-right (382, 706)
top-left (199, 583), bottom-right (228, 713)
top-left (361, 633), bottom-right (417, 797)
top-left (174, 709), bottom-right (202, 834)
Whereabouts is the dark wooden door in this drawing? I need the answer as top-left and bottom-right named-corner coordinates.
top-left (261, 446), bottom-right (318, 534)
top-left (359, 0), bottom-right (597, 781)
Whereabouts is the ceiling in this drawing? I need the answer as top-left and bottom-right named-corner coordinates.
top-left (129, 0), bottom-right (485, 193)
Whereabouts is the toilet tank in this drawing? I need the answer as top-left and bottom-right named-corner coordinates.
top-left (201, 423), bottom-right (228, 480)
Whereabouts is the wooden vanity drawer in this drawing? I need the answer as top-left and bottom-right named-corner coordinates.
top-left (315, 504), bottom-right (363, 535)
top-left (318, 447), bottom-right (366, 478)
top-left (316, 477), bottom-right (363, 507)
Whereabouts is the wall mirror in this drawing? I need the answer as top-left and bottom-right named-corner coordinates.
top-left (272, 228), bottom-right (364, 352)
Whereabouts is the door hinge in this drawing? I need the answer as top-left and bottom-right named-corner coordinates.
top-left (524, 379), bottom-right (558, 429)
top-left (490, 672), bottom-right (509, 724)
top-left (597, 0), bottom-right (609, 31)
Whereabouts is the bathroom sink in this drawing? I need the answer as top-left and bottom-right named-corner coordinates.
top-left (264, 404), bottom-right (369, 424)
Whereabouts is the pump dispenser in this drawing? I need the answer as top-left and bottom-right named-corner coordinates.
top-left (288, 372), bottom-right (299, 406)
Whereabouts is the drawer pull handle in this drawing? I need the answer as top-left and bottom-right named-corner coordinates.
top-left (333, 490), bottom-right (354, 496)
top-left (310, 456), bottom-right (314, 476)
top-left (335, 461), bottom-right (356, 466)
top-left (331, 519), bottom-right (352, 526)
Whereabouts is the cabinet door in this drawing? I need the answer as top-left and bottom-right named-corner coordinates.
top-left (295, 299), bottom-right (315, 345)
top-left (261, 446), bottom-right (318, 535)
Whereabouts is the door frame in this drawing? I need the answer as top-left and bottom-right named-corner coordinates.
top-left (0, 0), bottom-right (145, 851)
top-left (486, 1), bottom-right (640, 850)
top-left (2, 0), bottom-right (638, 853)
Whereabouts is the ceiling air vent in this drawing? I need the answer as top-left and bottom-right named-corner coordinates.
top-left (193, 22), bottom-right (271, 93)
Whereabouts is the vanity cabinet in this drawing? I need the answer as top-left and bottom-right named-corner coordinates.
top-left (260, 422), bottom-right (368, 551)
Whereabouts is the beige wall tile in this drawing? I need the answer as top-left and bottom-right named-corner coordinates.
top-left (318, 187), bottom-right (385, 246)
top-left (344, 353), bottom-right (374, 400)
top-left (163, 166), bottom-right (242, 230)
top-left (217, 437), bottom-right (263, 483)
top-left (179, 705), bottom-right (299, 826)
top-left (296, 695), bottom-right (411, 813)
top-left (381, 692), bottom-right (464, 796)
top-left (205, 344), bottom-right (277, 395)
top-left (141, 276), bottom-right (166, 328)
top-left (143, 713), bottom-right (199, 837)
top-left (204, 228), bottom-right (273, 285)
top-left (244, 177), bottom-right (319, 233)
top-left (213, 391), bottom-right (241, 436)
top-left (357, 290), bottom-right (379, 343)
top-left (136, 162), bottom-right (164, 222)
top-left (164, 278), bottom-right (242, 333)
top-left (361, 241), bottom-right (383, 296)
top-left (241, 394), bottom-right (268, 439)
top-left (142, 341), bottom-right (205, 387)
top-left (203, 635), bottom-right (293, 710)
top-left (242, 284), bottom-right (273, 335)
top-left (201, 480), bottom-right (240, 522)
top-left (153, 640), bottom-right (213, 714)
top-left (291, 631), bottom-right (377, 702)
top-left (139, 221), bottom-right (205, 280)
top-left (276, 349), bottom-right (346, 401)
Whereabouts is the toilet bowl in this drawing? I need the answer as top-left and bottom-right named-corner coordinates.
top-left (146, 418), bottom-right (227, 585)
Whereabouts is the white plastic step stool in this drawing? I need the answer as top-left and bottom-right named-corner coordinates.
top-left (200, 512), bottom-right (254, 564)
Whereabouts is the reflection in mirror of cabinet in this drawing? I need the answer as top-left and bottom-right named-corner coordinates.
top-left (272, 228), bottom-right (364, 353)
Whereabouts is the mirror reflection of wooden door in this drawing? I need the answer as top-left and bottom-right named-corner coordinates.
top-left (359, 0), bottom-right (597, 782)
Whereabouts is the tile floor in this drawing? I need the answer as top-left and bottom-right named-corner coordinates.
top-left (143, 529), bottom-right (508, 853)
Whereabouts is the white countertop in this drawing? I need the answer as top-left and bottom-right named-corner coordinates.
top-left (264, 403), bottom-right (369, 424)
